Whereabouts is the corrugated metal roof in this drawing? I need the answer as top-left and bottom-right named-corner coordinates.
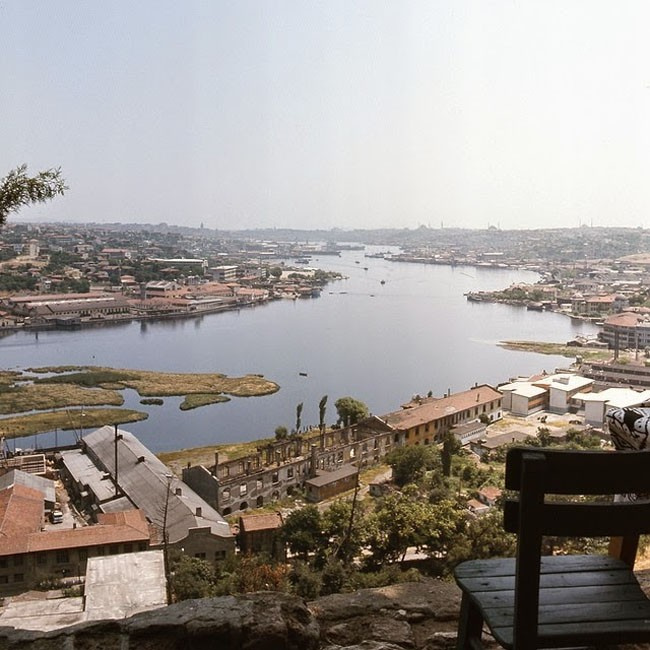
top-left (81, 427), bottom-right (232, 543)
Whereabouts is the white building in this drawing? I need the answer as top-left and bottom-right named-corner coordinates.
top-left (499, 381), bottom-right (548, 416)
top-left (573, 388), bottom-right (650, 427)
top-left (534, 374), bottom-right (594, 414)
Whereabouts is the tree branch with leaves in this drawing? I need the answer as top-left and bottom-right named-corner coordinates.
top-left (0, 164), bottom-right (67, 225)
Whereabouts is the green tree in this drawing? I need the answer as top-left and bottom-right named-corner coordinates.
top-left (0, 165), bottom-right (67, 225)
top-left (421, 498), bottom-right (467, 565)
top-left (170, 554), bottom-right (216, 601)
top-left (275, 425), bottom-right (288, 440)
top-left (441, 431), bottom-right (461, 478)
top-left (365, 488), bottom-right (436, 565)
top-left (281, 505), bottom-right (325, 561)
top-left (295, 402), bottom-right (303, 433)
top-left (334, 396), bottom-right (369, 427)
top-left (269, 266), bottom-right (283, 278)
top-left (319, 395), bottom-right (328, 433)
top-left (386, 445), bottom-right (434, 487)
top-left (322, 498), bottom-right (366, 564)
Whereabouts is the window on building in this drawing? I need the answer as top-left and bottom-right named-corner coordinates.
top-left (0, 558), bottom-right (6, 569)
top-left (287, 467), bottom-right (294, 478)
top-left (109, 544), bottom-right (120, 555)
top-left (96, 546), bottom-right (105, 556)
top-left (78, 548), bottom-right (88, 562)
top-left (272, 472), bottom-right (279, 483)
top-left (195, 552), bottom-right (206, 560)
top-left (36, 553), bottom-right (47, 566)
top-left (215, 550), bottom-right (227, 560)
top-left (222, 488), bottom-right (231, 500)
top-left (425, 423), bottom-right (429, 432)
top-left (13, 555), bottom-right (23, 567)
top-left (240, 482), bottom-right (248, 496)
top-left (56, 550), bottom-right (69, 564)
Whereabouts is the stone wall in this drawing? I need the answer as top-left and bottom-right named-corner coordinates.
top-left (3, 574), bottom-right (649, 650)
top-left (0, 580), bottom-right (462, 650)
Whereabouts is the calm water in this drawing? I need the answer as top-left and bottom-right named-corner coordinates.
top-left (0, 249), bottom-right (597, 452)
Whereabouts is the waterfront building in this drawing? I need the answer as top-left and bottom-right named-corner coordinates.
top-left (2, 293), bottom-right (130, 323)
top-left (143, 280), bottom-right (182, 298)
top-left (381, 385), bottom-right (503, 446)
top-left (583, 360), bottom-right (650, 390)
top-left (211, 265), bottom-right (238, 282)
top-left (600, 312), bottom-right (650, 349)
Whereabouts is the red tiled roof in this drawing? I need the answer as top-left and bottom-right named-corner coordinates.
top-left (0, 507), bottom-right (150, 557)
top-left (604, 313), bottom-right (645, 327)
top-left (0, 485), bottom-right (44, 550)
top-left (478, 486), bottom-right (502, 501)
top-left (383, 385), bottom-right (502, 430)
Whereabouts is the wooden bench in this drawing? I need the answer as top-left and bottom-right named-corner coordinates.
top-left (454, 446), bottom-right (650, 649)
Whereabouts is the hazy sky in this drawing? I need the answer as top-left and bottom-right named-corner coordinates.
top-left (3, 1), bottom-right (650, 230)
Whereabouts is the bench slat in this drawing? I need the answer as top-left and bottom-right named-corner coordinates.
top-left (493, 617), bottom-right (650, 649)
top-left (473, 583), bottom-right (646, 608)
top-left (454, 554), bottom-right (624, 579)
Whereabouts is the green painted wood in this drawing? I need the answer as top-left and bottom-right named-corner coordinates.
top-left (454, 447), bottom-right (650, 648)
top-left (473, 583), bottom-right (646, 608)
top-left (505, 447), bottom-right (650, 494)
top-left (454, 554), bottom-right (624, 579)
top-left (456, 566), bottom-right (635, 593)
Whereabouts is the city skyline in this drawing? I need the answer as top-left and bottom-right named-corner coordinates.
top-left (3, 1), bottom-right (650, 231)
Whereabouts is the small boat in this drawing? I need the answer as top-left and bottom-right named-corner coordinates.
top-left (299, 372), bottom-right (308, 377)
top-left (380, 280), bottom-right (386, 285)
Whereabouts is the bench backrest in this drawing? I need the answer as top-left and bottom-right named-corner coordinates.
top-left (503, 446), bottom-right (650, 647)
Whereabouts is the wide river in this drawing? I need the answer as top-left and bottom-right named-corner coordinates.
top-left (0, 248), bottom-right (598, 453)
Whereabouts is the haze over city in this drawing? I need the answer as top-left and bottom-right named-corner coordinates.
top-left (3, 1), bottom-right (650, 231)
